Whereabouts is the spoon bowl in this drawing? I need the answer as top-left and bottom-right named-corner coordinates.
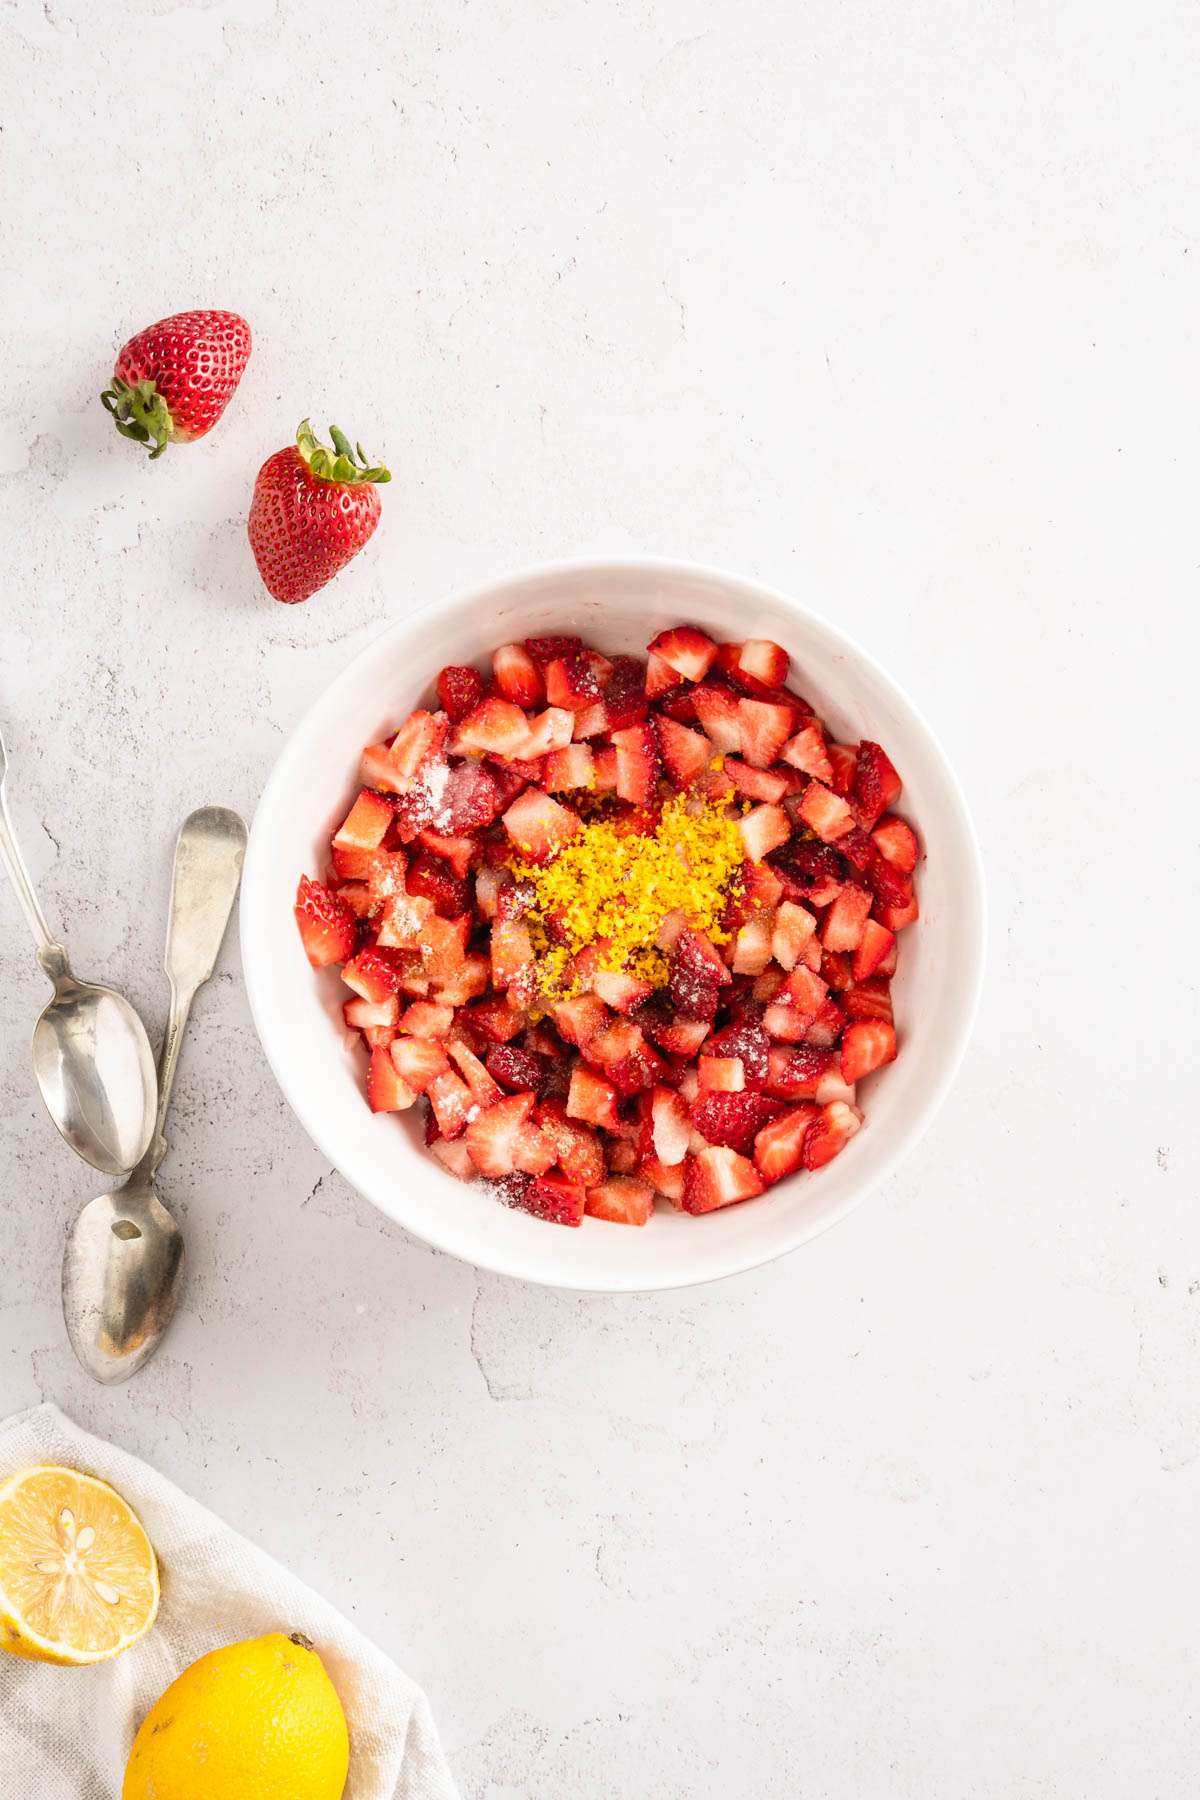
top-left (62, 1179), bottom-right (184, 1382)
top-left (32, 979), bottom-right (157, 1178)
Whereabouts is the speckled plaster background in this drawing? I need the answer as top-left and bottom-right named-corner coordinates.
top-left (1, 1), bottom-right (1197, 1794)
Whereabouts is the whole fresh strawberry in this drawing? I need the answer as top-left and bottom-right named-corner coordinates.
top-left (100, 310), bottom-right (251, 459)
top-left (247, 419), bottom-right (390, 605)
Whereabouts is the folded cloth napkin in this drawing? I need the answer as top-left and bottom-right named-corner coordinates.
top-left (0, 1403), bottom-right (458, 1799)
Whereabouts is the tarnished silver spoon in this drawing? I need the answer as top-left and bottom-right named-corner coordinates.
top-left (62, 805), bottom-right (246, 1383)
top-left (0, 722), bottom-right (156, 1177)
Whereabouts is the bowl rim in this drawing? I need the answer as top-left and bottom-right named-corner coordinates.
top-left (241, 553), bottom-right (987, 1292)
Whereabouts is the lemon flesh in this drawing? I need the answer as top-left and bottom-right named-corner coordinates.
top-left (0, 1464), bottom-right (159, 1665)
top-left (123, 1630), bottom-right (350, 1800)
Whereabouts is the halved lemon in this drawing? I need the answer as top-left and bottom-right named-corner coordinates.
top-left (0, 1464), bottom-right (159, 1664)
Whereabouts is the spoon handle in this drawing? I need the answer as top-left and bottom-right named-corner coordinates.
top-left (0, 723), bottom-right (70, 981)
top-left (135, 806), bottom-right (247, 1184)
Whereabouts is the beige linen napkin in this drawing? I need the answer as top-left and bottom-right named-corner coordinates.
top-left (0, 1403), bottom-right (458, 1799)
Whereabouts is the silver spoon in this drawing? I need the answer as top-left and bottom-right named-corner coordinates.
top-left (0, 722), bottom-right (157, 1176)
top-left (62, 805), bottom-right (247, 1383)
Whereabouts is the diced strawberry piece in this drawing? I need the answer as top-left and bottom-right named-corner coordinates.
top-left (820, 949), bottom-right (853, 992)
top-left (771, 840), bottom-right (845, 907)
top-left (802, 1100), bottom-right (862, 1169)
top-left (572, 700), bottom-right (610, 740)
top-left (698, 1057), bottom-right (745, 1093)
top-left (690, 1090), bottom-right (780, 1153)
top-left (464, 1093), bottom-right (538, 1175)
top-left (552, 993), bottom-right (610, 1047)
top-left (737, 699), bottom-right (793, 770)
top-left (333, 787), bottom-right (394, 853)
top-left (648, 625), bottom-right (718, 681)
top-left (741, 860), bottom-right (784, 911)
top-left (592, 745), bottom-right (618, 791)
top-left (753, 967), bottom-right (786, 1002)
top-left (431, 953), bottom-right (490, 1007)
top-left (523, 634), bottom-right (583, 667)
top-left (678, 928), bottom-right (733, 988)
top-left (836, 828), bottom-right (877, 877)
top-left (545, 653), bottom-right (602, 712)
top-left (645, 650), bottom-right (686, 699)
top-left (533, 1097), bottom-right (607, 1186)
top-left (732, 910), bottom-right (775, 975)
top-left (764, 1044), bottom-right (834, 1100)
top-left (585, 1176), bottom-right (654, 1226)
top-left (400, 1001), bottom-right (454, 1039)
top-left (294, 875), bottom-right (355, 967)
top-left (436, 664), bottom-right (485, 724)
top-left (360, 742), bottom-right (408, 795)
top-left (763, 965), bottom-right (829, 1042)
top-left (334, 881), bottom-right (374, 918)
top-left (390, 709), bottom-right (448, 780)
top-left (691, 684), bottom-right (743, 753)
top-left (469, 996), bottom-right (526, 1043)
top-left (544, 742), bottom-right (596, 791)
top-left (770, 901), bottom-right (817, 972)
top-left (490, 915), bottom-right (534, 992)
top-left (781, 723), bottom-right (833, 783)
top-left (592, 968), bottom-right (654, 1014)
top-left (737, 638), bottom-right (789, 687)
top-left (639, 1153), bottom-right (685, 1202)
top-left (682, 1144), bottom-right (764, 1213)
top-left (805, 996), bottom-right (845, 1046)
top-left (641, 1011), bottom-right (711, 1057)
top-left (473, 864), bottom-right (505, 920)
top-left (439, 761), bottom-right (503, 834)
top-left (826, 743), bottom-right (858, 796)
top-left (601, 655), bottom-right (649, 729)
top-left (362, 849), bottom-right (408, 910)
top-left (874, 889), bottom-right (919, 932)
top-left (814, 1068), bottom-right (857, 1106)
top-left (871, 814), bottom-right (918, 872)
top-left (611, 722), bottom-right (660, 806)
top-left (822, 884), bottom-right (873, 953)
top-left (486, 1043), bottom-right (545, 1093)
top-left (390, 1036), bottom-right (451, 1094)
top-left (514, 1171), bottom-right (585, 1226)
top-left (842, 977), bottom-right (894, 1024)
top-left (852, 918), bottom-right (895, 980)
top-left (753, 1103), bottom-right (819, 1183)
top-left (650, 1086), bottom-right (691, 1165)
top-left (840, 1020), bottom-right (897, 1084)
top-left (567, 1063), bottom-right (621, 1131)
top-left (502, 788), bottom-right (581, 863)
top-left (342, 945), bottom-right (407, 1002)
top-left (723, 759), bottom-right (788, 803)
top-left (428, 1068), bottom-right (473, 1138)
top-left (407, 849), bottom-right (469, 917)
top-left (345, 994), bottom-right (400, 1031)
top-left (657, 715), bottom-right (712, 787)
top-left (453, 697), bottom-right (532, 758)
top-left (511, 1119), bottom-right (557, 1176)
top-left (738, 802), bottom-right (790, 863)
top-left (853, 741), bottom-right (902, 828)
top-left (366, 1046), bottom-right (416, 1112)
top-left (431, 1136), bottom-right (478, 1180)
top-left (704, 1020), bottom-right (769, 1086)
top-left (797, 781), bottom-right (856, 843)
top-left (493, 643), bottom-right (545, 707)
top-left (376, 890), bottom-right (435, 949)
top-left (486, 761), bottom-right (536, 809)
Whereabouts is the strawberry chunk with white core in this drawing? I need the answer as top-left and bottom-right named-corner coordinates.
top-left (342, 946), bottom-right (405, 1003)
top-left (797, 780), bottom-right (856, 842)
top-left (840, 1020), bottom-right (897, 1084)
top-left (520, 707), bottom-right (575, 758)
top-left (781, 724), bottom-right (833, 783)
top-left (334, 787), bottom-right (393, 852)
top-left (852, 918), bottom-right (896, 981)
top-left (611, 722), bottom-right (660, 806)
top-left (390, 1036), bottom-right (450, 1094)
top-left (545, 654), bottom-right (602, 712)
top-left (723, 759), bottom-right (788, 804)
top-left (360, 742), bottom-right (409, 795)
top-left (821, 884), bottom-right (873, 953)
top-left (465, 1091), bottom-right (539, 1176)
top-left (645, 650), bottom-right (686, 698)
top-left (501, 789), bottom-right (581, 863)
top-left (390, 709), bottom-right (448, 780)
top-left (493, 643), bottom-right (544, 707)
top-left (447, 1038), bottom-right (504, 1110)
top-left (771, 902), bottom-right (817, 972)
top-left (453, 697), bottom-right (531, 758)
top-left (698, 1057), bottom-right (746, 1093)
top-left (344, 995), bottom-right (399, 1032)
top-left (428, 1068), bottom-right (473, 1138)
top-left (586, 1177), bottom-right (654, 1226)
top-left (567, 1064), bottom-right (621, 1131)
top-left (648, 626), bottom-right (718, 682)
top-left (753, 1104), bottom-right (819, 1183)
top-left (657, 716), bottom-right (712, 787)
top-left (737, 699), bottom-right (793, 770)
top-left (732, 912), bottom-right (775, 975)
top-left (801, 1100), bottom-right (862, 1169)
top-left (592, 968), bottom-right (654, 1014)
top-left (691, 686), bottom-right (743, 753)
top-left (400, 1001), bottom-right (454, 1039)
top-left (871, 813), bottom-right (918, 872)
top-left (431, 1137), bottom-right (477, 1181)
top-left (544, 743), bottom-right (595, 791)
top-left (736, 639), bottom-right (790, 688)
top-left (367, 1047), bottom-right (416, 1112)
top-left (650, 1087), bottom-right (691, 1166)
top-left (682, 1145), bottom-right (764, 1213)
top-left (738, 803), bottom-right (790, 862)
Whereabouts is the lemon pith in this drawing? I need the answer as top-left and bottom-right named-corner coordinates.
top-left (0, 1464), bottom-right (159, 1665)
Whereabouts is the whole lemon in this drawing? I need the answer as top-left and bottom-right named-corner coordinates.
top-left (123, 1630), bottom-right (350, 1800)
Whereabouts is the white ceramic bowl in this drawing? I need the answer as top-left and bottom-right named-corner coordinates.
top-left (242, 557), bottom-right (985, 1291)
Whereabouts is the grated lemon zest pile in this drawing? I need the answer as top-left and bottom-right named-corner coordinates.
top-left (508, 790), bottom-right (745, 998)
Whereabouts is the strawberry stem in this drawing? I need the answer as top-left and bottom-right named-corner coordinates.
top-left (296, 418), bottom-right (390, 485)
top-left (99, 376), bottom-right (174, 459)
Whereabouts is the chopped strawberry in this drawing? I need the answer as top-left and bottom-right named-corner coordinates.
top-left (801, 1100), bottom-right (862, 1169)
top-left (552, 993), bottom-right (610, 1047)
top-left (572, 700), bottom-right (610, 740)
top-left (439, 760), bottom-right (503, 834)
top-left (533, 1098), bottom-right (606, 1186)
top-left (797, 780), bottom-right (856, 842)
top-left (820, 949), bottom-right (853, 992)
top-left (704, 1020), bottom-right (769, 1086)
top-left (842, 977), bottom-right (894, 1024)
top-left (763, 966), bottom-right (829, 1042)
top-left (650, 1086), bottom-right (691, 1165)
top-left (544, 742), bottom-right (596, 791)
top-left (294, 875), bottom-right (355, 967)
top-left (645, 650), bottom-right (686, 699)
top-left (841, 1020), bottom-right (897, 1083)
top-left (592, 745), bottom-right (618, 791)
top-left (836, 827), bottom-right (877, 875)
top-left (611, 722), bottom-right (660, 806)
top-left (375, 890), bottom-right (435, 950)
top-left (390, 1036), bottom-right (451, 1094)
top-left (853, 740), bottom-right (902, 828)
top-left (406, 851), bottom-right (469, 917)
top-left (657, 715), bottom-right (712, 787)
top-left (682, 1145), bottom-right (764, 1213)
top-left (648, 625), bottom-right (718, 681)
top-left (771, 901), bottom-right (817, 971)
top-left (390, 709), bottom-right (448, 781)
top-left (469, 996), bottom-right (526, 1043)
top-left (360, 742), bottom-right (410, 796)
top-left (545, 653), bottom-right (602, 712)
top-left (732, 910), bottom-right (774, 975)
top-left (826, 742), bottom-right (858, 796)
top-left (723, 759), bottom-right (788, 803)
top-left (436, 663), bottom-right (485, 724)
top-left (342, 945), bottom-right (407, 1002)
top-left (805, 997), bottom-right (845, 1047)
top-left (592, 968), bottom-right (654, 1013)
top-left (431, 953), bottom-right (490, 1006)
top-left (585, 1176), bottom-right (654, 1226)
top-left (852, 918), bottom-right (895, 980)
top-left (690, 1090), bottom-right (780, 1153)
top-left (400, 1000), bottom-right (454, 1039)
top-left (345, 995), bottom-right (399, 1032)
top-left (515, 1171), bottom-right (586, 1226)
top-left (602, 655), bottom-right (650, 729)
top-left (431, 1136), bottom-right (478, 1181)
top-left (737, 639), bottom-right (790, 688)
top-left (753, 1104), bottom-right (819, 1183)
top-left (874, 886), bottom-right (920, 932)
top-left (737, 699), bottom-right (793, 769)
top-left (428, 1068), bottom-right (473, 1138)
top-left (567, 1064), bottom-right (621, 1131)
top-left (639, 1153), bottom-right (686, 1202)
top-left (764, 1044), bottom-right (834, 1100)
top-left (738, 802), bottom-right (791, 863)
top-left (771, 840), bottom-right (845, 907)
top-left (453, 697), bottom-right (532, 758)
top-left (641, 1010), bottom-right (711, 1057)
top-left (366, 1046), bottom-right (416, 1112)
top-left (821, 884), bottom-right (873, 953)
top-left (486, 1043), bottom-right (545, 1093)
top-left (691, 683), bottom-right (743, 753)
top-left (464, 1091), bottom-right (539, 1176)
top-left (523, 633), bottom-right (583, 666)
top-left (871, 813), bottom-right (919, 872)
top-left (698, 1057), bottom-right (745, 1093)
top-left (333, 787), bottom-right (394, 853)
top-left (501, 788), bottom-right (581, 863)
top-left (493, 643), bottom-right (545, 707)
top-left (740, 859), bottom-right (785, 911)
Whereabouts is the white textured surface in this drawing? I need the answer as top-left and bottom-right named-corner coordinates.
top-left (0, 2), bottom-right (1196, 1795)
